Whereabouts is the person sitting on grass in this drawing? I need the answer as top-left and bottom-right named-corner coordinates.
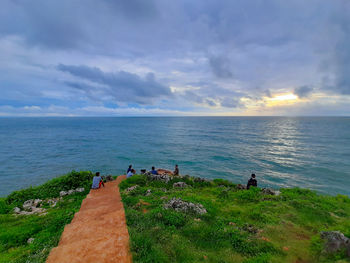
top-left (91, 172), bottom-right (105, 189)
top-left (173, 164), bottom-right (179, 176)
top-left (127, 164), bottom-right (132, 173)
top-left (127, 169), bottom-right (136, 178)
top-left (150, 166), bottom-right (158, 175)
top-left (247, 173), bottom-right (257, 189)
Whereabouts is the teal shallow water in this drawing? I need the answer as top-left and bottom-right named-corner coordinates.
top-left (0, 117), bottom-right (349, 196)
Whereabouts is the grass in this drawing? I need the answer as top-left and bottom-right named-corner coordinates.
top-left (120, 174), bottom-right (350, 263)
top-left (0, 171), bottom-right (94, 263)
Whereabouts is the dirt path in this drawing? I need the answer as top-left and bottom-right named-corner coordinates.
top-left (46, 176), bottom-right (132, 263)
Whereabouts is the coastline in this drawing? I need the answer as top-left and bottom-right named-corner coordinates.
top-left (1, 171), bottom-right (350, 262)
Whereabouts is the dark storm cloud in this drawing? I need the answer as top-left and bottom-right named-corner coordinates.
top-left (58, 64), bottom-right (172, 104)
top-left (294, 86), bottom-right (313, 98)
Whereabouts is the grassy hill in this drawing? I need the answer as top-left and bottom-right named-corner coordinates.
top-left (120, 174), bottom-right (350, 263)
top-left (0, 171), bottom-right (93, 263)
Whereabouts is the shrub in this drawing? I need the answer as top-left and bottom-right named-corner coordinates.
top-left (6, 171), bottom-right (93, 205)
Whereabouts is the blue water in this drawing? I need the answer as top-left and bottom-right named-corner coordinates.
top-left (0, 117), bottom-right (349, 197)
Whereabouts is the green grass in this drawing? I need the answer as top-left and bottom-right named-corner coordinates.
top-left (120, 175), bottom-right (350, 263)
top-left (0, 171), bottom-right (94, 263)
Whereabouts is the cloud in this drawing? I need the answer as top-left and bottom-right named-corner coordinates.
top-left (294, 86), bottom-right (313, 98)
top-left (0, 0), bottom-right (350, 116)
top-left (209, 55), bottom-right (234, 78)
top-left (57, 64), bottom-right (172, 105)
top-left (330, 2), bottom-right (350, 94)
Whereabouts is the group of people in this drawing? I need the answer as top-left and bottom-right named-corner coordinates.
top-left (91, 167), bottom-right (258, 190)
top-left (126, 164), bottom-right (179, 178)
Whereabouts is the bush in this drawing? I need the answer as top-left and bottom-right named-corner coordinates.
top-left (213, 179), bottom-right (235, 187)
top-left (119, 175), bottom-right (147, 190)
top-left (6, 171), bottom-right (93, 205)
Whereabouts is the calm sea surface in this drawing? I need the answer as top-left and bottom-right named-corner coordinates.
top-left (0, 117), bottom-right (349, 197)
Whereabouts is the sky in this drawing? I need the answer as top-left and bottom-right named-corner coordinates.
top-left (0, 0), bottom-right (350, 116)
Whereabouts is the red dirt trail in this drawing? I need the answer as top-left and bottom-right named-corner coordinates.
top-left (46, 176), bottom-right (132, 263)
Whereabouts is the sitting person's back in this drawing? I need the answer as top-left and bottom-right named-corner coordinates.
top-left (91, 172), bottom-right (104, 189)
top-left (247, 173), bottom-right (257, 189)
top-left (151, 166), bottom-right (158, 175)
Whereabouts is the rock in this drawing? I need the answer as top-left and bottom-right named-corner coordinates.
top-left (68, 189), bottom-right (76, 195)
top-left (157, 169), bottom-right (173, 176)
top-left (23, 200), bottom-right (34, 210)
top-left (261, 188), bottom-right (279, 195)
top-left (17, 207), bottom-right (47, 216)
top-left (14, 207), bottom-right (21, 213)
top-left (27, 238), bottom-right (35, 244)
top-left (243, 224), bottom-right (259, 234)
top-left (75, 187), bottom-right (85, 192)
top-left (164, 197), bottom-right (207, 215)
top-left (105, 175), bottom-right (113, 182)
top-left (47, 198), bottom-right (60, 207)
top-left (145, 189), bottom-right (152, 196)
top-left (147, 173), bottom-right (170, 183)
top-left (236, 184), bottom-right (246, 190)
top-left (126, 185), bottom-right (139, 192)
top-left (194, 177), bottom-right (210, 183)
top-left (320, 231), bottom-right (350, 255)
top-left (60, 191), bottom-right (68, 197)
top-left (173, 182), bottom-right (188, 188)
top-left (33, 199), bottom-right (42, 207)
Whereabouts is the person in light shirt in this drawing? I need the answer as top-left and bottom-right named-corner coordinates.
top-left (91, 172), bottom-right (104, 189)
top-left (127, 169), bottom-right (136, 178)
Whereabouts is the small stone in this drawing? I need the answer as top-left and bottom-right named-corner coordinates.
top-left (194, 218), bottom-right (201, 222)
top-left (261, 188), bottom-right (278, 195)
top-left (194, 177), bottom-right (210, 183)
top-left (60, 191), bottom-right (68, 197)
top-left (27, 238), bottom-right (34, 244)
top-left (68, 189), bottom-right (75, 195)
top-left (14, 207), bottom-right (21, 213)
top-left (173, 182), bottom-right (188, 188)
top-left (75, 187), bottom-right (85, 192)
top-left (236, 184), bottom-right (246, 190)
top-left (126, 185), bottom-right (138, 192)
top-left (105, 175), bottom-right (113, 182)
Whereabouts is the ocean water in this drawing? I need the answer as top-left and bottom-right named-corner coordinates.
top-left (0, 117), bottom-right (349, 197)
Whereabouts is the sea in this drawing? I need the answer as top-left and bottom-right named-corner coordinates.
top-left (0, 117), bottom-right (349, 197)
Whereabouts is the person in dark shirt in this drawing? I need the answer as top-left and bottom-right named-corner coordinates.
top-left (247, 173), bottom-right (257, 189)
top-left (151, 166), bottom-right (158, 175)
top-left (127, 165), bottom-right (132, 173)
top-left (173, 164), bottom-right (179, 176)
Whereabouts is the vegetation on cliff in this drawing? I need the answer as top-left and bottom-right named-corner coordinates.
top-left (0, 171), bottom-right (93, 263)
top-left (120, 174), bottom-right (350, 263)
